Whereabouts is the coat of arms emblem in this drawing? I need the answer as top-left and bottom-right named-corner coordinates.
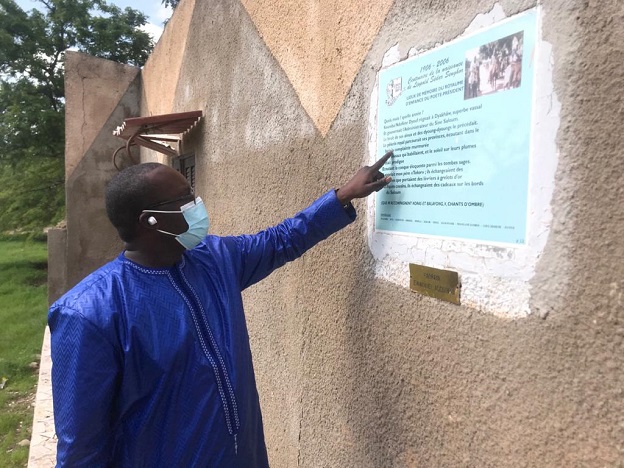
top-left (386, 78), bottom-right (402, 106)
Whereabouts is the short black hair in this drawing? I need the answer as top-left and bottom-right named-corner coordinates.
top-left (105, 163), bottom-right (164, 242)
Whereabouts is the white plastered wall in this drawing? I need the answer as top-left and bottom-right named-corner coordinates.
top-left (367, 5), bottom-right (561, 318)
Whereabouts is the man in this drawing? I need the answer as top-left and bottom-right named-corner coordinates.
top-left (49, 151), bottom-right (392, 467)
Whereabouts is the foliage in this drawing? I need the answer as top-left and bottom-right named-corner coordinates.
top-left (0, 158), bottom-right (65, 233)
top-left (161, 0), bottom-right (180, 11)
top-left (0, 238), bottom-right (48, 465)
top-left (0, 0), bottom-right (154, 233)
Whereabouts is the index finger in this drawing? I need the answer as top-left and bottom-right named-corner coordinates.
top-left (371, 150), bottom-right (393, 171)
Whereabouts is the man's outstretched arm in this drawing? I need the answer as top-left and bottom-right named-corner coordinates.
top-left (335, 150), bottom-right (393, 206)
top-left (228, 151), bottom-right (393, 289)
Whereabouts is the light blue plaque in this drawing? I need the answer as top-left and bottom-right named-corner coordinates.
top-left (376, 9), bottom-right (537, 245)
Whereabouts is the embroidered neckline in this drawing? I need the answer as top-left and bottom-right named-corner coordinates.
top-left (119, 252), bottom-right (186, 274)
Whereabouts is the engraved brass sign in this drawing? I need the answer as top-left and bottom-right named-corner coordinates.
top-left (409, 264), bottom-right (460, 305)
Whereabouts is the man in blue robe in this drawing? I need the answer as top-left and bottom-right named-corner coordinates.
top-left (48, 151), bottom-right (392, 467)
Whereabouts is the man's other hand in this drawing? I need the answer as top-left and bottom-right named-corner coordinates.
top-left (336, 150), bottom-right (393, 205)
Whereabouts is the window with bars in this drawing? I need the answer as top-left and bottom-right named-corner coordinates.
top-left (173, 154), bottom-right (196, 190)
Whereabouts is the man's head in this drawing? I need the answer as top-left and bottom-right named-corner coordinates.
top-left (105, 163), bottom-right (192, 244)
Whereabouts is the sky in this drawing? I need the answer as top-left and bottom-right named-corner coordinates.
top-left (15, 0), bottom-right (173, 43)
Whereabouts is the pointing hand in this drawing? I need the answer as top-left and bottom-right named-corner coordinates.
top-left (335, 150), bottom-right (393, 205)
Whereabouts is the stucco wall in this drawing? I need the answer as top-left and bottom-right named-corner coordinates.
top-left (63, 0), bottom-right (622, 465)
top-left (62, 52), bottom-right (141, 291)
top-left (47, 228), bottom-right (67, 305)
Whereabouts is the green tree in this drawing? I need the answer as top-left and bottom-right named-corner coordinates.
top-left (161, 0), bottom-right (179, 11)
top-left (0, 0), bottom-right (153, 233)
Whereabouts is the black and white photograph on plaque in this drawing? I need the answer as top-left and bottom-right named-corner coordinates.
top-left (464, 31), bottom-right (524, 100)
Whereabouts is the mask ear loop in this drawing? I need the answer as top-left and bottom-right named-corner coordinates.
top-left (140, 210), bottom-right (180, 237)
top-left (142, 208), bottom-right (184, 214)
top-left (142, 210), bottom-right (181, 237)
top-left (153, 228), bottom-right (179, 237)
top-left (142, 197), bottom-right (201, 215)
top-left (140, 198), bottom-right (203, 240)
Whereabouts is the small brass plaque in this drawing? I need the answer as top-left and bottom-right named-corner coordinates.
top-left (409, 264), bottom-right (460, 305)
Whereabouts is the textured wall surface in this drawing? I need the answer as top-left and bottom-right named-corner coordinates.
top-left (141, 0), bottom-right (197, 117)
top-left (64, 52), bottom-right (140, 181)
top-left (46, 228), bottom-right (67, 305)
top-left (63, 53), bottom-right (141, 290)
top-left (239, 0), bottom-right (394, 135)
top-left (63, 0), bottom-right (622, 465)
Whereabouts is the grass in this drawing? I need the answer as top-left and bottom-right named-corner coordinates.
top-left (0, 238), bottom-right (48, 466)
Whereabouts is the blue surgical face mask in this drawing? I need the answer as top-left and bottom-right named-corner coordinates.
top-left (143, 197), bottom-right (209, 250)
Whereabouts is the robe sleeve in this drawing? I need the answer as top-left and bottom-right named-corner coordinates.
top-left (48, 304), bottom-right (121, 467)
top-left (233, 189), bottom-right (356, 290)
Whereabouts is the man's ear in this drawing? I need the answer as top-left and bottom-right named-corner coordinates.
top-left (139, 212), bottom-right (158, 229)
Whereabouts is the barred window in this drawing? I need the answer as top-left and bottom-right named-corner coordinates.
top-left (173, 154), bottom-right (196, 190)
